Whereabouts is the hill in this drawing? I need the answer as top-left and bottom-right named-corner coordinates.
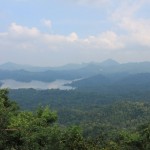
top-left (69, 73), bottom-right (150, 93)
top-left (1, 60), bottom-right (150, 89)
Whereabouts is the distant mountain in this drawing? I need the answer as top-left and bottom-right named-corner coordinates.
top-left (2, 60), bottom-right (150, 74)
top-left (53, 63), bottom-right (88, 70)
top-left (0, 62), bottom-right (88, 72)
top-left (115, 73), bottom-right (150, 86)
top-left (71, 74), bottom-right (110, 88)
top-left (81, 61), bottom-right (150, 75)
top-left (0, 59), bottom-right (120, 72)
top-left (1, 60), bottom-right (150, 84)
top-left (0, 69), bottom-right (85, 83)
top-left (118, 62), bottom-right (150, 74)
top-left (99, 59), bottom-right (119, 66)
top-left (69, 72), bottom-right (150, 93)
top-left (0, 62), bottom-right (51, 72)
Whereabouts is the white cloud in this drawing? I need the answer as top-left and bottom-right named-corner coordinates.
top-left (0, 22), bottom-right (125, 65)
top-left (120, 18), bottom-right (150, 47)
top-left (9, 23), bottom-right (40, 37)
top-left (1, 18), bottom-right (150, 66)
top-left (42, 19), bottom-right (52, 29)
top-left (1, 0), bottom-right (150, 65)
top-left (68, 32), bottom-right (78, 42)
top-left (0, 22), bottom-right (123, 51)
top-left (111, 0), bottom-right (150, 47)
top-left (82, 31), bottom-right (124, 50)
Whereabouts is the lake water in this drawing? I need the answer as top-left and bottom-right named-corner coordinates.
top-left (0, 79), bottom-right (75, 90)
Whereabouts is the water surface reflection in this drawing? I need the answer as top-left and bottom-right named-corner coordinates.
top-left (0, 79), bottom-right (74, 90)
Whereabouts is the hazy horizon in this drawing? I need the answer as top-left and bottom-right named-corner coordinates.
top-left (1, 0), bottom-right (150, 66)
top-left (1, 58), bottom-right (150, 68)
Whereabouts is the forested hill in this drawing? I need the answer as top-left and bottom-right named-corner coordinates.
top-left (1, 89), bottom-right (150, 149)
top-left (1, 60), bottom-right (150, 83)
top-left (69, 73), bottom-right (150, 92)
top-left (0, 69), bottom-right (83, 82)
top-left (9, 88), bottom-right (150, 130)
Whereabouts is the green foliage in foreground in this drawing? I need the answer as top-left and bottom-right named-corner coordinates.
top-left (0, 89), bottom-right (88, 150)
top-left (0, 89), bottom-right (150, 150)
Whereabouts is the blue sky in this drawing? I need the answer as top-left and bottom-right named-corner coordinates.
top-left (0, 0), bottom-right (150, 66)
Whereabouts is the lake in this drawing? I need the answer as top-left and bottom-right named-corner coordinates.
top-left (0, 79), bottom-right (75, 90)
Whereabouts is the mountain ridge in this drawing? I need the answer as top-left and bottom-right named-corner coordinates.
top-left (1, 59), bottom-right (150, 84)
top-left (0, 59), bottom-right (121, 72)
top-left (1, 59), bottom-right (150, 73)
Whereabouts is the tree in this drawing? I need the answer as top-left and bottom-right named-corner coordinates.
top-left (0, 89), bottom-right (19, 149)
top-left (0, 89), bottom-right (87, 150)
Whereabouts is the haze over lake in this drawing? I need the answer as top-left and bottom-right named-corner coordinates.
top-left (0, 79), bottom-right (74, 90)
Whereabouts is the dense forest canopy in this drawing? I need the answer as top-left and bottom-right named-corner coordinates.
top-left (0, 89), bottom-right (150, 149)
top-left (1, 59), bottom-right (150, 150)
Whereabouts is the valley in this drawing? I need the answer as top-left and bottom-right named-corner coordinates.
top-left (1, 60), bottom-right (150, 149)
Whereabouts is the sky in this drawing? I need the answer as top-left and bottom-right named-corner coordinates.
top-left (0, 0), bottom-right (150, 66)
